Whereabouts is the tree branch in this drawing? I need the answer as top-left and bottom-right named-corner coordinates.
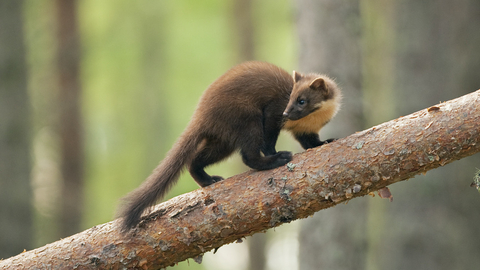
top-left (2, 90), bottom-right (480, 270)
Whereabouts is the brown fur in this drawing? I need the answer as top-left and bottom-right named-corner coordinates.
top-left (118, 61), bottom-right (341, 232)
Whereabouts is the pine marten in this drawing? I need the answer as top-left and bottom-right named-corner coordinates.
top-left (118, 61), bottom-right (341, 232)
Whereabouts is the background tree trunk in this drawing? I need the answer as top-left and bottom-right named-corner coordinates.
top-left (55, 0), bottom-right (84, 238)
top-left (295, 1), bottom-right (366, 269)
top-left (361, 1), bottom-right (396, 269)
top-left (295, 0), bottom-right (480, 269)
top-left (232, 1), bottom-right (267, 269)
top-left (0, 0), bottom-right (34, 258)
top-left (233, 0), bottom-right (255, 62)
top-left (385, 1), bottom-right (480, 269)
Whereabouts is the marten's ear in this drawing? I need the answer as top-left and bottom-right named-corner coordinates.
top-left (309, 77), bottom-right (328, 94)
top-left (293, 71), bottom-right (303, 83)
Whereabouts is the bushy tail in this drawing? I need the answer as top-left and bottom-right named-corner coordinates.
top-left (117, 131), bottom-right (201, 232)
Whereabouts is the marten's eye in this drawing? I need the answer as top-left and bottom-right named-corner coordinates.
top-left (297, 99), bottom-right (306, 105)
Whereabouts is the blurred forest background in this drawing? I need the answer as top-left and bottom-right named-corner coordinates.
top-left (1, 0), bottom-right (480, 269)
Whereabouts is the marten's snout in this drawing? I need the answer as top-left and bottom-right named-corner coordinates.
top-left (283, 105), bottom-right (292, 117)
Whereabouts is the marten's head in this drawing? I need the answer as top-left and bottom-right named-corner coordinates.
top-left (283, 71), bottom-right (341, 121)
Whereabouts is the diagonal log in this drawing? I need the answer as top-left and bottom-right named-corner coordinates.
top-left (2, 90), bottom-right (480, 270)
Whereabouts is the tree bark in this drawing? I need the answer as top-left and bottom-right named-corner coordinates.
top-left (2, 90), bottom-right (479, 269)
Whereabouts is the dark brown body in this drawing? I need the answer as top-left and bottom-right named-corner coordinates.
top-left (119, 61), bottom-right (341, 231)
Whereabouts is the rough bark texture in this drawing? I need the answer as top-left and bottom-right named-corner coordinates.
top-left (1, 90), bottom-right (479, 269)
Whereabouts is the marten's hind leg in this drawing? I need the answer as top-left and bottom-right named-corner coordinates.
top-left (240, 121), bottom-right (292, 170)
top-left (261, 107), bottom-right (283, 156)
top-left (189, 139), bottom-right (234, 187)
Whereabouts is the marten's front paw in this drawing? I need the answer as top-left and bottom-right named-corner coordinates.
top-left (277, 151), bottom-right (293, 164)
top-left (324, 138), bottom-right (337, 144)
top-left (211, 175), bottom-right (225, 183)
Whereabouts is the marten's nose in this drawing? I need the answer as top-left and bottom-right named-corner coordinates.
top-left (283, 111), bottom-right (288, 117)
